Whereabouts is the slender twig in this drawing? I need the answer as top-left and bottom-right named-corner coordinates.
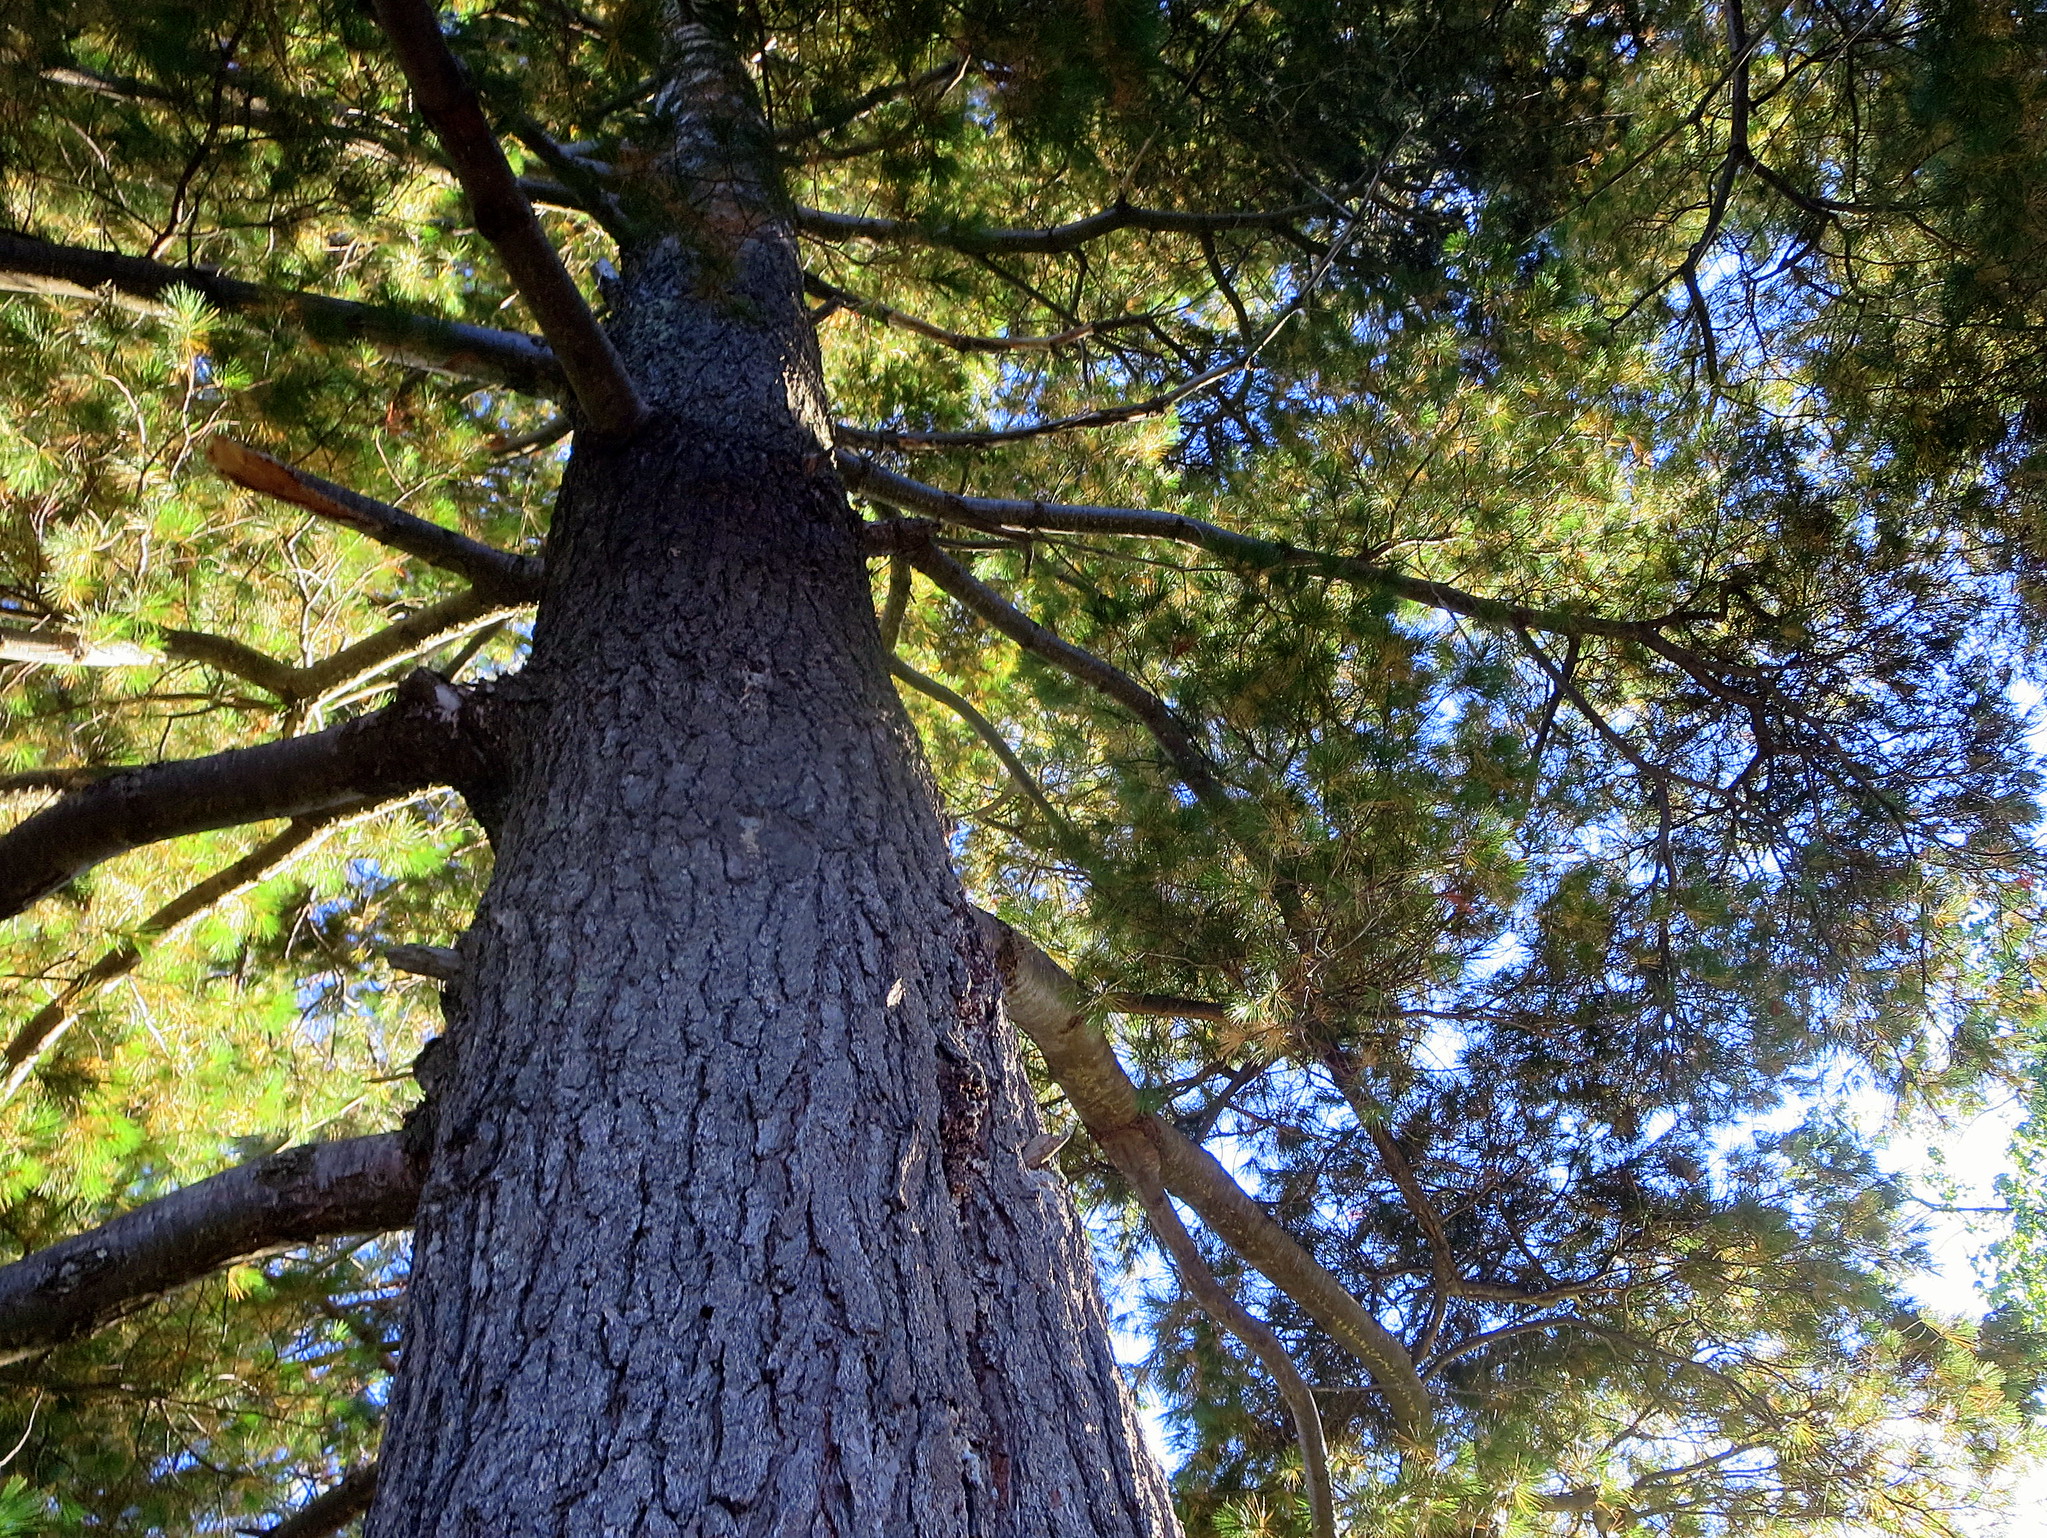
top-left (887, 656), bottom-right (1073, 837)
top-left (794, 196), bottom-right (1316, 255)
top-left (806, 273), bottom-right (1151, 355)
top-left (3, 814), bottom-right (344, 1102)
top-left (843, 456), bottom-right (1713, 644)
top-left (904, 540), bottom-right (1229, 811)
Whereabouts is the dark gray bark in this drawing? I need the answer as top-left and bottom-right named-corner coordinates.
top-left (0, 1135), bottom-right (418, 1364)
top-left (368, 23), bottom-right (1176, 1538)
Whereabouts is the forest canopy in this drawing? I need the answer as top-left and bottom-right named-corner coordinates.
top-left (3, 0), bottom-right (2047, 1533)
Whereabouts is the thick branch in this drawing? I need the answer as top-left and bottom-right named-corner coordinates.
top-left (205, 438), bottom-right (543, 602)
top-left (0, 769), bottom-right (123, 800)
top-left (843, 456), bottom-right (1705, 644)
top-left (367, 0), bottom-right (648, 438)
top-left (794, 198), bottom-right (1313, 255)
top-left (978, 911), bottom-right (1434, 1441)
top-left (0, 233), bottom-right (564, 397)
top-left (0, 671), bottom-right (492, 922)
top-left (265, 1464), bottom-right (380, 1538)
top-left (0, 1135), bottom-right (420, 1363)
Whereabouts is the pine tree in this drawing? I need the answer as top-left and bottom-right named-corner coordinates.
top-left (1, 1), bottom-right (2045, 1534)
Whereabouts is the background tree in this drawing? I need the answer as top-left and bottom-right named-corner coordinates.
top-left (0, 0), bottom-right (2045, 1534)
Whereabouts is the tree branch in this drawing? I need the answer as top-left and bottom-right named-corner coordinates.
top-left (0, 595), bottom-right (522, 710)
top-left (888, 657), bottom-right (1072, 836)
top-left (0, 232), bottom-right (564, 397)
top-left (204, 438), bottom-right (543, 602)
top-left (0, 1135), bottom-right (420, 1363)
top-left (774, 58), bottom-right (966, 144)
top-left (806, 274), bottom-right (1148, 355)
top-left (978, 910), bottom-right (1434, 1442)
top-left (1130, 1172), bottom-right (1336, 1538)
top-left (3, 811), bottom-right (362, 1102)
top-left (0, 626), bottom-right (157, 667)
top-left (834, 352), bottom-right (1249, 452)
top-left (903, 539), bottom-right (1230, 812)
top-left (842, 456), bottom-right (1709, 645)
top-left (366, 0), bottom-right (648, 439)
top-left (794, 197), bottom-right (1314, 255)
top-left (0, 671), bottom-right (494, 922)
top-left (263, 1464), bottom-right (380, 1538)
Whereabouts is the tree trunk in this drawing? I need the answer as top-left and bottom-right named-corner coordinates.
top-left (366, 23), bottom-right (1177, 1538)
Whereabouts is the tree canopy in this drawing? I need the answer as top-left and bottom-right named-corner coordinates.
top-left (3, 0), bottom-right (2047, 1533)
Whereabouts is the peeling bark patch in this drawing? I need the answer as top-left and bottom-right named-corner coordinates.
top-left (935, 1041), bottom-right (991, 1202)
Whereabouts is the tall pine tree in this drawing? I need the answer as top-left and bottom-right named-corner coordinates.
top-left (1, 0), bottom-right (2045, 1533)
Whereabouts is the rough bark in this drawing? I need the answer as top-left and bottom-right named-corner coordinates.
top-left (368, 21), bottom-right (1176, 1538)
top-left (0, 1135), bottom-right (418, 1364)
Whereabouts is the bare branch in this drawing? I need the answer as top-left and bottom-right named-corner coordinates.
top-left (1130, 1170), bottom-right (1336, 1538)
top-left (835, 353), bottom-right (1248, 452)
top-left (1366, 1122), bottom-right (1458, 1362)
top-left (283, 592), bottom-right (523, 706)
top-left (774, 58), bottom-right (966, 144)
top-left (888, 656), bottom-right (1071, 836)
top-left (0, 1135), bottom-right (420, 1363)
top-left (3, 594), bottom-right (522, 709)
top-left (0, 671), bottom-right (494, 922)
top-left (385, 943), bottom-right (461, 981)
top-left (0, 232), bottom-right (565, 397)
top-left (205, 438), bottom-right (543, 601)
top-left (979, 911), bottom-right (1434, 1442)
top-left (904, 539), bottom-right (1230, 812)
top-left (0, 626), bottom-right (157, 667)
top-left (1111, 993), bottom-right (1233, 1023)
top-left (794, 197), bottom-right (1313, 255)
top-left (264, 1464), bottom-right (380, 1538)
top-left (842, 456), bottom-right (1709, 645)
top-left (806, 274), bottom-right (1147, 355)
top-left (367, 0), bottom-right (648, 439)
